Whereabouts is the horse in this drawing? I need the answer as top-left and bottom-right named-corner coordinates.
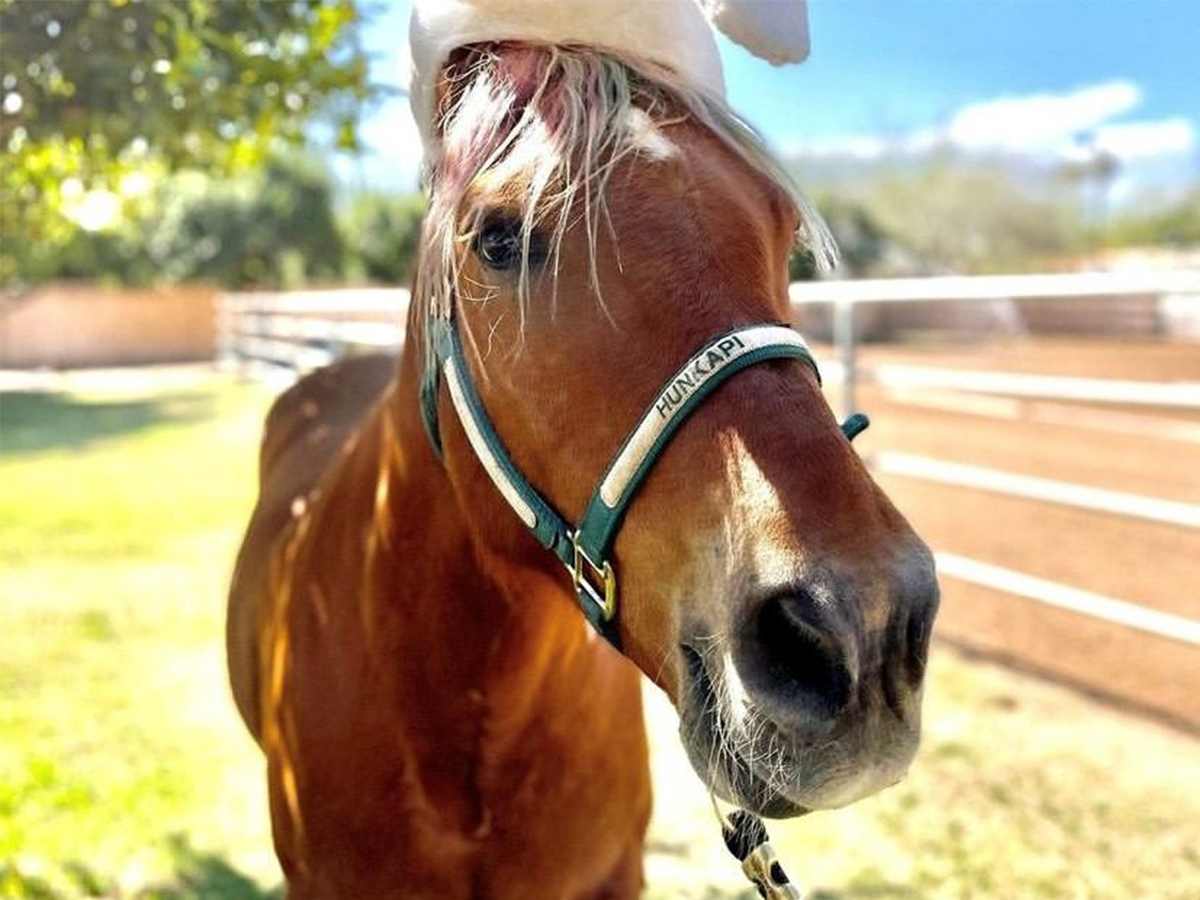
top-left (227, 42), bottom-right (939, 899)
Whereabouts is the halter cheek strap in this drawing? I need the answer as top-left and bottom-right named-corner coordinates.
top-left (420, 314), bottom-right (864, 649)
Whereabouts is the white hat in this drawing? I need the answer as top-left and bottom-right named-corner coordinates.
top-left (409, 0), bottom-right (811, 158)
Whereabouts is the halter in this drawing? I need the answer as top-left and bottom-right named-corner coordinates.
top-left (420, 309), bottom-right (868, 650)
top-left (420, 307), bottom-right (868, 898)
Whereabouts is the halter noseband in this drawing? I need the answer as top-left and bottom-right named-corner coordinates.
top-left (420, 310), bottom-right (866, 649)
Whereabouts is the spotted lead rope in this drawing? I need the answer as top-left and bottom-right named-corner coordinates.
top-left (720, 809), bottom-right (803, 899)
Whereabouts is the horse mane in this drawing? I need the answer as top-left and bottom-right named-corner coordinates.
top-left (415, 41), bottom-right (836, 369)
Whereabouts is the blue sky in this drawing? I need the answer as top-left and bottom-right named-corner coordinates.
top-left (338, 0), bottom-right (1199, 199)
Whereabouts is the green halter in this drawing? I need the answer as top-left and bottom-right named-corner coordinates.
top-left (420, 312), bottom-right (866, 649)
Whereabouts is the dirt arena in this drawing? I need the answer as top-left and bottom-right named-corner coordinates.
top-left (829, 336), bottom-right (1200, 730)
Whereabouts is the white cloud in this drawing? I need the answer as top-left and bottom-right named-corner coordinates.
top-left (781, 134), bottom-right (889, 160)
top-left (782, 80), bottom-right (1196, 169)
top-left (945, 80), bottom-right (1141, 154)
top-left (1090, 117), bottom-right (1196, 160)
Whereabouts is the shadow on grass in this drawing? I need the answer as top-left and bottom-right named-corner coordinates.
top-left (0, 390), bottom-right (213, 456)
top-left (145, 835), bottom-right (283, 900)
top-left (0, 834), bottom-right (281, 900)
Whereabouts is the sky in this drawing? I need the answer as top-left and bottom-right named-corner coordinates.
top-left (336, 0), bottom-right (1200, 202)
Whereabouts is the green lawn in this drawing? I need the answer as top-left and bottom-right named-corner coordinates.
top-left (1, 371), bottom-right (1197, 899)
top-left (1, 376), bottom-right (280, 899)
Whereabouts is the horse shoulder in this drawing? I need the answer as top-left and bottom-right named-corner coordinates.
top-left (226, 353), bottom-right (398, 740)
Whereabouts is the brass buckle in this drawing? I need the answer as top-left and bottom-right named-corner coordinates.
top-left (571, 533), bottom-right (617, 621)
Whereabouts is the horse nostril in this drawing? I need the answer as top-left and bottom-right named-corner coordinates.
top-left (897, 565), bottom-right (939, 687)
top-left (905, 611), bottom-right (930, 683)
top-left (750, 592), bottom-right (856, 722)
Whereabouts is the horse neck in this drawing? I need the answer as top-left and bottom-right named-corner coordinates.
top-left (310, 343), bottom-right (602, 740)
top-left (264, 340), bottom-right (646, 850)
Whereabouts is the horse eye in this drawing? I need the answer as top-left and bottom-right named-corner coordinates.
top-left (472, 216), bottom-right (548, 272)
top-left (473, 217), bottom-right (522, 271)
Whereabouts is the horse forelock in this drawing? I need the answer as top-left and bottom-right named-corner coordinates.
top-left (414, 41), bottom-right (837, 378)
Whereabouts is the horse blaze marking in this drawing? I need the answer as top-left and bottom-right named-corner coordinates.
top-left (655, 335), bottom-right (747, 419)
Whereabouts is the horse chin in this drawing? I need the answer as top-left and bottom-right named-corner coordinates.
top-left (693, 745), bottom-right (813, 820)
top-left (678, 644), bottom-right (812, 819)
top-left (677, 643), bottom-right (917, 819)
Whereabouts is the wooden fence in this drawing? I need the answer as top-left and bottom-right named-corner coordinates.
top-left (218, 271), bottom-right (1200, 649)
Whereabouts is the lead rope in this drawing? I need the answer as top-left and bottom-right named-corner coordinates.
top-left (713, 412), bottom-right (870, 900)
top-left (711, 796), bottom-right (802, 899)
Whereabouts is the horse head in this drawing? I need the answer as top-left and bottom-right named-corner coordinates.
top-left (415, 43), bottom-right (939, 818)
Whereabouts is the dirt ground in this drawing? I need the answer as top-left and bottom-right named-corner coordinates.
top-left (832, 336), bottom-right (1200, 729)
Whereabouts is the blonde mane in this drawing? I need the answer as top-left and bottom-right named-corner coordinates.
top-left (415, 42), bottom-right (835, 367)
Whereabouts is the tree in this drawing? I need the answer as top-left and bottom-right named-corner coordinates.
top-left (341, 191), bottom-right (425, 287)
top-left (0, 0), bottom-right (378, 286)
top-left (1102, 186), bottom-right (1200, 249)
top-left (850, 156), bottom-right (1087, 274)
top-left (7, 156), bottom-right (347, 289)
top-left (149, 158), bottom-right (346, 288)
top-left (790, 196), bottom-right (894, 281)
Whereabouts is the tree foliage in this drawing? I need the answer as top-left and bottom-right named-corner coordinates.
top-left (858, 157), bottom-right (1086, 274)
top-left (1101, 186), bottom-right (1200, 249)
top-left (791, 196), bottom-right (895, 281)
top-left (19, 158), bottom-right (349, 289)
top-left (0, 0), bottom-right (376, 286)
top-left (151, 158), bottom-right (346, 288)
top-left (340, 191), bottom-right (425, 287)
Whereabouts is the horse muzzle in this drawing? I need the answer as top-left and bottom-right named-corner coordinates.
top-left (677, 555), bottom-right (938, 816)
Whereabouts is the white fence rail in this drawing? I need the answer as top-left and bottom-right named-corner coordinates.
top-left (817, 360), bottom-right (1200, 410)
top-left (874, 451), bottom-right (1200, 530)
top-left (935, 553), bottom-right (1200, 647)
top-left (217, 272), bottom-right (1200, 646)
top-left (786, 272), bottom-right (1200, 648)
top-left (789, 270), bottom-right (1199, 304)
top-left (790, 269), bottom-right (1200, 418)
top-left (217, 288), bottom-right (408, 375)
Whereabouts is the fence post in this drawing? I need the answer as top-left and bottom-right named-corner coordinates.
top-left (834, 298), bottom-right (857, 419)
top-left (215, 293), bottom-right (239, 375)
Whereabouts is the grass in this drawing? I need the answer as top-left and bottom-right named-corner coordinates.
top-left (0, 376), bottom-right (279, 899)
top-left (1, 371), bottom-right (1197, 899)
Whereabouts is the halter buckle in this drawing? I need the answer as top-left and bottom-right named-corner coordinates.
top-left (571, 533), bottom-right (617, 621)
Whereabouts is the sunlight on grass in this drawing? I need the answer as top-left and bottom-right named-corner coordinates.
top-left (1, 372), bottom-right (1197, 899)
top-left (0, 377), bottom-right (280, 899)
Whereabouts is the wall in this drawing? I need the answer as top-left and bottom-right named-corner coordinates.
top-left (0, 283), bottom-right (217, 368)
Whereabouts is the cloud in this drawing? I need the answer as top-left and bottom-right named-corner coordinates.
top-left (1089, 117), bottom-right (1196, 160)
top-left (945, 80), bottom-right (1141, 154)
top-left (783, 80), bottom-right (1196, 167)
top-left (780, 134), bottom-right (890, 160)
